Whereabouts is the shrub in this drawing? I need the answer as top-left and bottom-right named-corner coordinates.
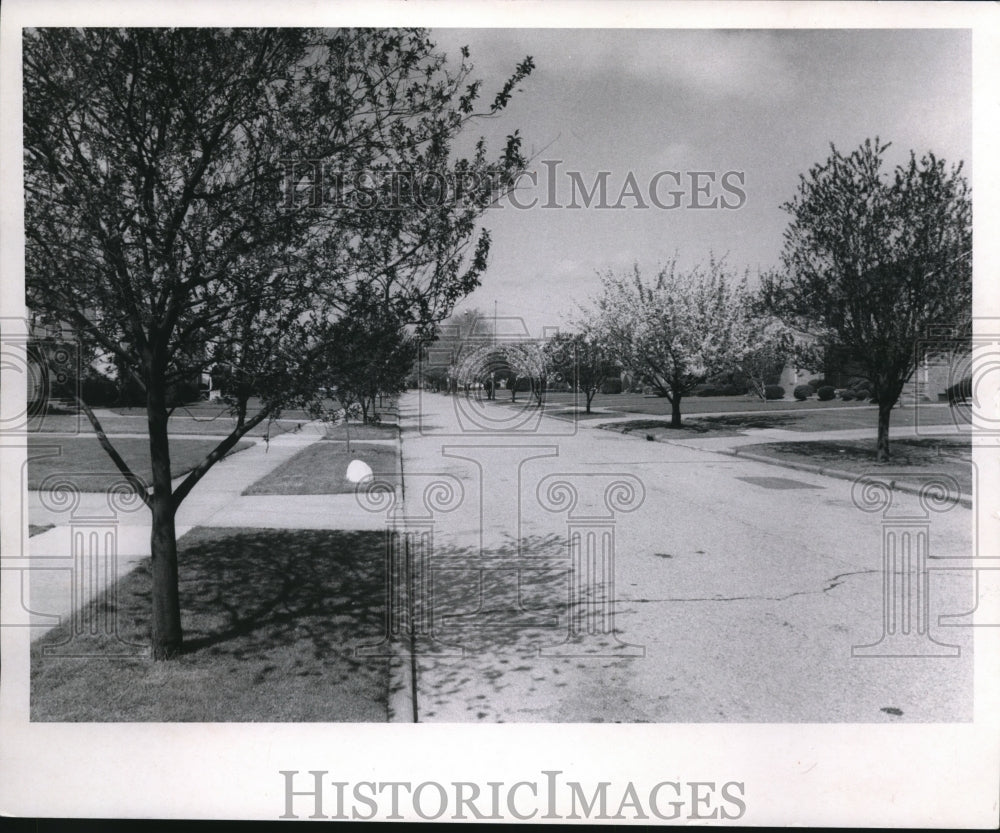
top-left (167, 379), bottom-right (204, 406)
top-left (793, 384), bottom-right (813, 401)
top-left (80, 373), bottom-right (120, 406)
top-left (600, 378), bottom-right (623, 394)
top-left (817, 385), bottom-right (836, 401)
top-left (806, 377), bottom-right (825, 389)
top-left (695, 383), bottom-right (746, 397)
top-left (946, 376), bottom-right (972, 405)
top-left (764, 385), bottom-right (785, 400)
top-left (840, 389), bottom-right (855, 401)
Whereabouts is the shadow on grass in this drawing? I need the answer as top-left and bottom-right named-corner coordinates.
top-left (31, 527), bottom-right (391, 721)
top-left (176, 528), bottom-right (387, 656)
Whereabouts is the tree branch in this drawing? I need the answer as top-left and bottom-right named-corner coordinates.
top-left (75, 395), bottom-right (152, 509)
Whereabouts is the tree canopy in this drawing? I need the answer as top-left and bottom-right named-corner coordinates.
top-left (769, 137), bottom-right (972, 459)
top-left (588, 258), bottom-right (754, 427)
top-left (23, 27), bottom-right (533, 658)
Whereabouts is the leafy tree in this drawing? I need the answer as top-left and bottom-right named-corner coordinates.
top-left (421, 307), bottom-right (494, 395)
top-left (544, 330), bottom-right (616, 413)
top-left (313, 293), bottom-right (418, 424)
top-left (590, 258), bottom-right (750, 427)
top-left (770, 138), bottom-right (972, 459)
top-left (487, 340), bottom-right (548, 405)
top-left (729, 287), bottom-right (795, 400)
top-left (24, 27), bottom-right (533, 658)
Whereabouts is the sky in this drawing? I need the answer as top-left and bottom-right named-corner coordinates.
top-left (427, 28), bottom-right (972, 334)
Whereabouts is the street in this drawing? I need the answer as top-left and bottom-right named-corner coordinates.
top-left (397, 390), bottom-right (975, 722)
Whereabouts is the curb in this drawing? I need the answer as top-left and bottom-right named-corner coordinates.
top-left (701, 443), bottom-right (973, 509)
top-left (385, 416), bottom-right (416, 723)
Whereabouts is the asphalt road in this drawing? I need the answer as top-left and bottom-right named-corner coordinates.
top-left (396, 390), bottom-right (975, 722)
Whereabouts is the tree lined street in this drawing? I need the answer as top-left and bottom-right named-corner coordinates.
top-left (28, 389), bottom-right (974, 722)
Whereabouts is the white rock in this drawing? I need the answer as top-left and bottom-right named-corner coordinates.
top-left (345, 459), bottom-right (374, 484)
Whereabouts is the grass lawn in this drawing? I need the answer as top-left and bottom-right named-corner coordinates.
top-left (27, 435), bottom-right (252, 491)
top-left (243, 441), bottom-right (399, 495)
top-left (29, 410), bottom-right (307, 438)
top-left (599, 405), bottom-right (960, 437)
top-left (537, 391), bottom-right (874, 415)
top-left (534, 390), bottom-right (959, 419)
top-left (322, 421), bottom-right (399, 441)
top-left (111, 397), bottom-right (327, 422)
top-left (30, 527), bottom-right (391, 721)
top-left (738, 437), bottom-right (972, 496)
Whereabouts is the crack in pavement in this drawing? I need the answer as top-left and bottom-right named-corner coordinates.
top-left (625, 569), bottom-right (881, 604)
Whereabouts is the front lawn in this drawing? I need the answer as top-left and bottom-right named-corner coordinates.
top-left (537, 391), bottom-right (876, 416)
top-left (27, 436), bottom-right (252, 491)
top-left (29, 410), bottom-right (306, 438)
top-left (738, 437), bottom-right (972, 496)
top-left (30, 527), bottom-right (390, 721)
top-left (600, 406), bottom-right (961, 437)
top-left (243, 441), bottom-right (399, 495)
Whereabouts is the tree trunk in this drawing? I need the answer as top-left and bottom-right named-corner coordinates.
top-left (876, 400), bottom-right (892, 462)
top-left (148, 385), bottom-right (182, 659)
top-left (585, 389), bottom-right (594, 414)
top-left (670, 394), bottom-right (682, 428)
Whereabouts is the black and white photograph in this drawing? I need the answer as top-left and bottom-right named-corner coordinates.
top-left (1, 0), bottom-right (998, 825)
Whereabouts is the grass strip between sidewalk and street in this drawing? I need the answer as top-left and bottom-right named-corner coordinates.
top-left (242, 440), bottom-right (400, 495)
top-left (30, 527), bottom-right (391, 722)
top-left (735, 437), bottom-right (972, 497)
top-left (599, 406), bottom-right (961, 437)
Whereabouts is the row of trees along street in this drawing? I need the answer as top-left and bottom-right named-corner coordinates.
top-left (24, 28), bottom-right (534, 659)
top-left (24, 26), bottom-right (970, 661)
top-left (432, 138), bottom-right (971, 464)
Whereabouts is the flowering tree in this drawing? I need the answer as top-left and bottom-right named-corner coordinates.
top-left (769, 138), bottom-right (972, 460)
top-left (504, 340), bottom-right (551, 405)
top-left (590, 258), bottom-right (751, 427)
top-left (455, 340), bottom-right (548, 404)
top-left (728, 289), bottom-right (795, 400)
top-left (544, 330), bottom-right (616, 413)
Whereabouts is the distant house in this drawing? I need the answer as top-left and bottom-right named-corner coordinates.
top-left (777, 343), bottom-right (960, 402)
